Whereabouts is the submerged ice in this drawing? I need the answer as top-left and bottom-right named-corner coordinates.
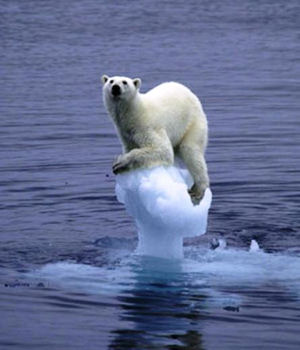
top-left (27, 247), bottom-right (300, 301)
top-left (115, 166), bottom-right (212, 259)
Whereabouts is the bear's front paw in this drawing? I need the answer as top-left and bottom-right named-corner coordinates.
top-left (112, 155), bottom-right (130, 174)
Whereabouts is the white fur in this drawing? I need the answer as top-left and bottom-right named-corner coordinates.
top-left (102, 75), bottom-right (209, 201)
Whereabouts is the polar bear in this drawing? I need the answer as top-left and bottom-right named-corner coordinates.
top-left (101, 75), bottom-right (209, 203)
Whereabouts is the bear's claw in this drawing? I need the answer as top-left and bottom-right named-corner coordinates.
top-left (112, 162), bottom-right (125, 174)
top-left (112, 157), bottom-right (130, 174)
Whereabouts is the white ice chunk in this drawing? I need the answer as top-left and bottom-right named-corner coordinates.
top-left (213, 238), bottom-right (227, 251)
top-left (249, 239), bottom-right (260, 253)
top-left (115, 166), bottom-right (212, 259)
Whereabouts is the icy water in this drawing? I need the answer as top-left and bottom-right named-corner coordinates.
top-left (1, 0), bottom-right (300, 349)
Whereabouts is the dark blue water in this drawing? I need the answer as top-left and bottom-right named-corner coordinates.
top-left (1, 0), bottom-right (300, 349)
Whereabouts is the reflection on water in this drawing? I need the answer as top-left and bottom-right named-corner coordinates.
top-left (112, 257), bottom-right (204, 349)
top-left (21, 246), bottom-right (300, 349)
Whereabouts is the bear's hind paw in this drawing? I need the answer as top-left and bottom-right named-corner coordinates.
top-left (188, 186), bottom-right (205, 205)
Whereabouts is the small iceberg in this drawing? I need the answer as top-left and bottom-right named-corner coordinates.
top-left (249, 239), bottom-right (261, 253)
top-left (115, 166), bottom-right (212, 259)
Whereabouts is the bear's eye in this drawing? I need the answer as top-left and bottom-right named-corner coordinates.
top-left (110, 80), bottom-right (114, 84)
top-left (122, 81), bottom-right (127, 85)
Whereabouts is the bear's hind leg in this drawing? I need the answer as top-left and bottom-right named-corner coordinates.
top-left (178, 141), bottom-right (209, 204)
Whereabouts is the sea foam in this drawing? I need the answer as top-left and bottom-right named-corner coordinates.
top-left (115, 166), bottom-right (212, 259)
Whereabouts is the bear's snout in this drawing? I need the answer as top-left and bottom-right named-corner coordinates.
top-left (111, 84), bottom-right (121, 97)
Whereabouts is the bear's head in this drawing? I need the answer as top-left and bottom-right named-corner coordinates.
top-left (101, 75), bottom-right (141, 101)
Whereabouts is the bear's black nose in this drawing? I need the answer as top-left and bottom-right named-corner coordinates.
top-left (111, 84), bottom-right (121, 96)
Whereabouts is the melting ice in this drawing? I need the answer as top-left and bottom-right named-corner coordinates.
top-left (27, 246), bottom-right (300, 301)
top-left (25, 166), bottom-right (300, 303)
top-left (115, 166), bottom-right (212, 259)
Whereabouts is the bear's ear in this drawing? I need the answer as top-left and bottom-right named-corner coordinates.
top-left (101, 75), bottom-right (109, 84)
top-left (133, 78), bottom-right (141, 89)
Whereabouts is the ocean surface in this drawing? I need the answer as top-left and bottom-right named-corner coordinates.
top-left (1, 0), bottom-right (299, 349)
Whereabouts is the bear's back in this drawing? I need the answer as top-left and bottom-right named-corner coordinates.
top-left (141, 82), bottom-right (202, 123)
top-left (138, 82), bottom-right (204, 146)
top-left (144, 82), bottom-right (193, 101)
